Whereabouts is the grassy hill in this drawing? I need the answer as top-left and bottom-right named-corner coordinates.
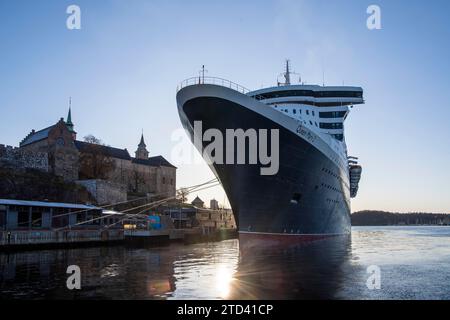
top-left (0, 165), bottom-right (93, 204)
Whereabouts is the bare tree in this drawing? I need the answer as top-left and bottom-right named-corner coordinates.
top-left (130, 167), bottom-right (146, 193)
top-left (83, 135), bottom-right (103, 145)
top-left (177, 188), bottom-right (188, 204)
top-left (79, 135), bottom-right (114, 179)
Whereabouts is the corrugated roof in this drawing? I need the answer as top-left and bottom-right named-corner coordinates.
top-left (74, 141), bottom-right (131, 160)
top-left (132, 156), bottom-right (176, 168)
top-left (0, 199), bottom-right (100, 210)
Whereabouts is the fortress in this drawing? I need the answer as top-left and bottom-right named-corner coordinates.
top-left (0, 108), bottom-right (176, 204)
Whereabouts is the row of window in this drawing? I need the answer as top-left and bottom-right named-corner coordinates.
top-left (254, 90), bottom-right (363, 100)
top-left (275, 106), bottom-right (346, 138)
top-left (319, 122), bottom-right (343, 130)
top-left (321, 182), bottom-right (343, 195)
top-left (323, 167), bottom-right (350, 190)
top-left (277, 106), bottom-right (348, 123)
top-left (276, 106), bottom-right (321, 129)
top-left (162, 177), bottom-right (174, 185)
top-left (319, 111), bottom-right (347, 119)
top-left (275, 106), bottom-right (316, 117)
top-left (270, 100), bottom-right (355, 107)
top-left (6, 206), bottom-right (106, 229)
top-left (322, 167), bottom-right (338, 179)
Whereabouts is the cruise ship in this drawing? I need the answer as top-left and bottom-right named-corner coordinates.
top-left (176, 61), bottom-right (363, 246)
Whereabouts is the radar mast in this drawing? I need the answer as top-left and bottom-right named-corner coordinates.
top-left (284, 59), bottom-right (291, 85)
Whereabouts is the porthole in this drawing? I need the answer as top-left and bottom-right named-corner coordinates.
top-left (291, 193), bottom-right (302, 204)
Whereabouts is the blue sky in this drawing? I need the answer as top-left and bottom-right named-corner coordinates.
top-left (1, 0), bottom-right (449, 213)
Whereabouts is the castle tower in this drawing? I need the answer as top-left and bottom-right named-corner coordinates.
top-left (135, 133), bottom-right (149, 160)
top-left (65, 99), bottom-right (77, 140)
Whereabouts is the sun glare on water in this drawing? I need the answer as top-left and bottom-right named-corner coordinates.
top-left (215, 265), bottom-right (234, 299)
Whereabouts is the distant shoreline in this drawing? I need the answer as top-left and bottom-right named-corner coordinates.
top-left (351, 224), bottom-right (450, 227)
top-left (351, 210), bottom-right (450, 226)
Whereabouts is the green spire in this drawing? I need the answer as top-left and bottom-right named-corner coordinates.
top-left (66, 97), bottom-right (75, 133)
top-left (67, 107), bottom-right (73, 126)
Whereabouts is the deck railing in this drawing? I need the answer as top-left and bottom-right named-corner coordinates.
top-left (177, 76), bottom-right (252, 95)
top-left (0, 229), bottom-right (124, 246)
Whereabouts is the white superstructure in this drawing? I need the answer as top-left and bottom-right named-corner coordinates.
top-left (247, 61), bottom-right (364, 181)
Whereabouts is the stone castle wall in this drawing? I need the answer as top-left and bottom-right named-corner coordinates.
top-left (107, 158), bottom-right (136, 193)
top-left (0, 144), bottom-right (48, 172)
top-left (49, 145), bottom-right (79, 181)
top-left (106, 158), bottom-right (176, 197)
top-left (19, 139), bottom-right (48, 153)
top-left (76, 179), bottom-right (127, 205)
top-left (155, 166), bottom-right (176, 197)
top-left (128, 163), bottom-right (158, 194)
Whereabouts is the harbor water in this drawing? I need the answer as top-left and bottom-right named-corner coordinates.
top-left (1, 226), bottom-right (450, 299)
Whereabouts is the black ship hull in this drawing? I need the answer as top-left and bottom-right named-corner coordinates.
top-left (177, 85), bottom-right (351, 247)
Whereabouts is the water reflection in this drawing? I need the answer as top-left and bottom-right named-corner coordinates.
top-left (169, 241), bottom-right (238, 299)
top-left (0, 237), bottom-right (355, 299)
top-left (1, 227), bottom-right (450, 299)
top-left (231, 236), bottom-right (353, 299)
top-left (215, 265), bottom-right (234, 299)
top-left (0, 246), bottom-right (178, 299)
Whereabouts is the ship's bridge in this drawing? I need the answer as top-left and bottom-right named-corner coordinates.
top-left (246, 84), bottom-right (364, 142)
top-left (248, 85), bottom-right (364, 107)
